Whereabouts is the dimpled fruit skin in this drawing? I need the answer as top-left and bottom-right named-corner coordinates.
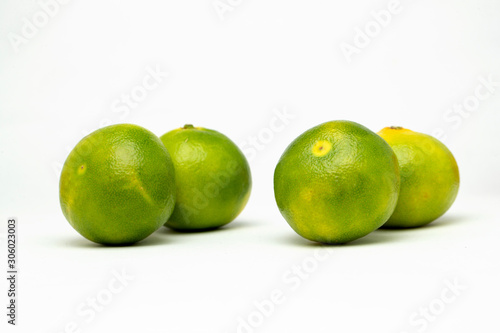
top-left (59, 124), bottom-right (176, 245)
top-left (378, 127), bottom-right (459, 228)
top-left (274, 120), bottom-right (400, 244)
top-left (160, 125), bottom-right (251, 230)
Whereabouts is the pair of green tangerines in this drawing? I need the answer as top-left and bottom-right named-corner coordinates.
top-left (60, 120), bottom-right (459, 246)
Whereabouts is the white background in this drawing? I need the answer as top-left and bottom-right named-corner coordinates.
top-left (1, 0), bottom-right (500, 332)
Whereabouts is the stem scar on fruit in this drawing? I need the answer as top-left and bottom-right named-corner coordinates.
top-left (312, 140), bottom-right (332, 157)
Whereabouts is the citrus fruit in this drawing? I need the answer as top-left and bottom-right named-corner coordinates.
top-left (274, 120), bottom-right (400, 244)
top-left (160, 124), bottom-right (251, 230)
top-left (377, 127), bottom-right (459, 228)
top-left (59, 124), bottom-right (176, 245)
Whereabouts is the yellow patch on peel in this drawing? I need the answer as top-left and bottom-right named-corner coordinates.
top-left (78, 164), bottom-right (86, 175)
top-left (126, 173), bottom-right (154, 205)
top-left (300, 188), bottom-right (314, 201)
top-left (312, 140), bottom-right (332, 157)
